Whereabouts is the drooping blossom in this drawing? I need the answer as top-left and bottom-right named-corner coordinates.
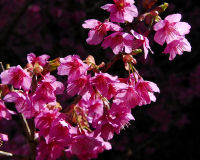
top-left (102, 32), bottom-right (134, 54)
top-left (109, 103), bottom-right (134, 129)
top-left (57, 55), bottom-right (89, 81)
top-left (36, 140), bottom-right (65, 160)
top-left (27, 53), bottom-right (50, 67)
top-left (91, 73), bottom-right (119, 99)
top-left (94, 105), bottom-right (134, 141)
top-left (0, 65), bottom-right (32, 91)
top-left (131, 30), bottom-right (153, 59)
top-left (67, 74), bottom-right (91, 96)
top-left (113, 85), bottom-right (142, 108)
top-left (35, 108), bottom-right (60, 140)
top-left (162, 37), bottom-right (191, 60)
top-left (65, 133), bottom-right (111, 160)
top-left (153, 13), bottom-right (191, 45)
top-left (33, 74), bottom-right (64, 104)
top-left (101, 0), bottom-right (138, 23)
top-left (48, 116), bottom-right (71, 145)
top-left (82, 19), bottom-right (122, 45)
top-left (135, 78), bottom-right (160, 105)
top-left (4, 91), bottom-right (35, 118)
top-left (0, 100), bottom-right (12, 120)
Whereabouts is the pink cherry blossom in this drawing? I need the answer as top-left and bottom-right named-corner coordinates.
top-left (0, 65), bottom-right (32, 91)
top-left (36, 140), bottom-right (65, 160)
top-left (91, 73), bottom-right (119, 99)
top-left (27, 53), bottom-right (50, 67)
top-left (67, 74), bottom-right (91, 96)
top-left (48, 116), bottom-right (71, 145)
top-left (131, 30), bottom-right (153, 59)
top-left (101, 0), bottom-right (138, 23)
top-left (82, 19), bottom-right (122, 45)
top-left (102, 32), bottom-right (134, 54)
top-left (153, 13), bottom-right (191, 45)
top-left (162, 37), bottom-right (191, 60)
top-left (3, 91), bottom-right (36, 118)
top-left (35, 108), bottom-right (60, 139)
top-left (65, 133), bottom-right (111, 160)
top-left (33, 74), bottom-right (64, 105)
top-left (114, 85), bottom-right (142, 108)
top-left (135, 78), bottom-right (160, 105)
top-left (0, 100), bottom-right (12, 120)
top-left (57, 55), bottom-right (89, 81)
top-left (109, 103), bottom-right (134, 129)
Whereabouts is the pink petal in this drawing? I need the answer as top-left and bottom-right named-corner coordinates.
top-left (82, 19), bottom-right (100, 29)
top-left (175, 22), bottom-right (191, 35)
top-left (154, 29), bottom-right (167, 45)
top-left (165, 13), bottom-right (182, 23)
top-left (101, 4), bottom-right (115, 12)
top-left (153, 20), bottom-right (166, 31)
top-left (86, 30), bottom-right (104, 45)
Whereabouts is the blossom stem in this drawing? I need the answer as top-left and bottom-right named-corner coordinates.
top-left (0, 62), bottom-right (5, 72)
top-left (102, 54), bottom-right (122, 72)
top-left (19, 113), bottom-right (36, 160)
top-left (63, 95), bottom-right (82, 113)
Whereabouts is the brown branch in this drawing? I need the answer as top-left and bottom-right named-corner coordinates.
top-left (19, 114), bottom-right (36, 160)
top-left (102, 54), bottom-right (122, 73)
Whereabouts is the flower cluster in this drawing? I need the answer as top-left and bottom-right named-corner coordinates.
top-left (0, 0), bottom-right (191, 160)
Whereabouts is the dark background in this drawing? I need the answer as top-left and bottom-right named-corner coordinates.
top-left (0, 0), bottom-right (199, 159)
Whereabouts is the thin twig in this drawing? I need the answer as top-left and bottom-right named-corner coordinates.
top-left (102, 54), bottom-right (122, 73)
top-left (0, 150), bottom-right (28, 159)
top-left (19, 114), bottom-right (36, 160)
top-left (0, 62), bottom-right (5, 72)
top-left (63, 95), bottom-right (82, 113)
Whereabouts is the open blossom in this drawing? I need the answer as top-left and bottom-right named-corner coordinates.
top-left (27, 53), bottom-right (50, 67)
top-left (67, 74), bottom-right (91, 96)
top-left (131, 30), bottom-right (153, 59)
top-left (0, 100), bottom-right (12, 120)
top-left (57, 55), bottom-right (89, 81)
top-left (35, 108), bottom-right (60, 140)
top-left (82, 19), bottom-right (122, 45)
top-left (102, 32), bottom-right (134, 54)
top-left (101, 0), bottom-right (138, 23)
top-left (0, 65), bottom-right (32, 91)
top-left (36, 140), bottom-right (65, 160)
top-left (153, 13), bottom-right (191, 45)
top-left (91, 73), bottom-right (119, 99)
top-left (3, 91), bottom-right (35, 118)
top-left (114, 85), bottom-right (142, 108)
top-left (162, 37), bottom-right (191, 60)
top-left (135, 78), bottom-right (160, 105)
top-left (65, 133), bottom-right (111, 160)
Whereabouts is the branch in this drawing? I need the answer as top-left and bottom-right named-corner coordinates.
top-left (19, 114), bottom-right (36, 160)
top-left (0, 150), bottom-right (28, 159)
top-left (102, 54), bottom-right (122, 73)
top-left (63, 95), bottom-right (82, 113)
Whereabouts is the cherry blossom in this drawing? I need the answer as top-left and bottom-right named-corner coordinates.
top-left (82, 19), bottom-right (122, 45)
top-left (101, 0), bottom-right (138, 23)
